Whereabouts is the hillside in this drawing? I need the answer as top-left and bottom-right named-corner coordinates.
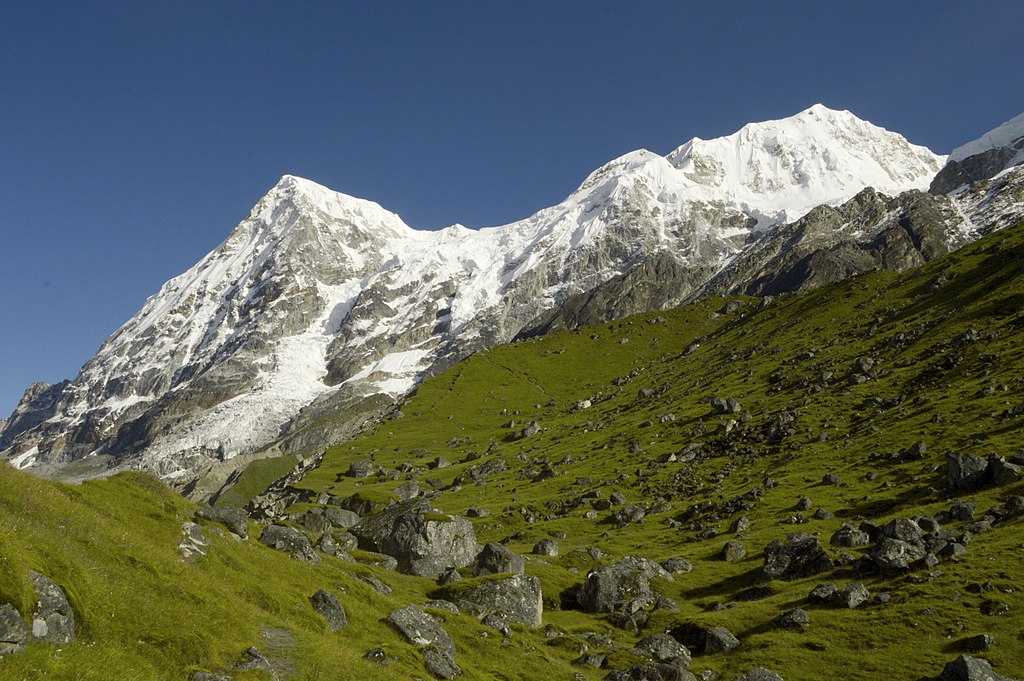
top-left (1, 220), bottom-right (1023, 680)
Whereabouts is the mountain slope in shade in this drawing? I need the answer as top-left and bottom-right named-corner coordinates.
top-left (0, 105), bottom-right (954, 482)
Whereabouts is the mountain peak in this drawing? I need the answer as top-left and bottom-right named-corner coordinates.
top-left (949, 111), bottom-right (1024, 164)
top-left (663, 105), bottom-right (944, 224)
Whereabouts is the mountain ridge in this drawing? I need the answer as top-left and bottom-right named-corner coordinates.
top-left (4, 104), bottom-right (1020, 489)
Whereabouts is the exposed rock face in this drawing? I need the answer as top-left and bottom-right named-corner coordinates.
top-left (446, 574), bottom-right (543, 628)
top-left (0, 105), bottom-right (953, 484)
top-left (351, 499), bottom-right (478, 577)
top-left (701, 188), bottom-right (968, 298)
top-left (28, 571), bottom-right (75, 644)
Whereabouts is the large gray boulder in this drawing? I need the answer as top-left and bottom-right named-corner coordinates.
top-left (259, 525), bottom-right (320, 563)
top-left (762, 534), bottom-right (832, 580)
top-left (577, 556), bottom-right (672, 613)
top-left (28, 571), bottom-right (75, 644)
top-left (352, 499), bottom-right (478, 577)
top-left (0, 603), bottom-right (28, 655)
top-left (446, 574), bottom-right (543, 628)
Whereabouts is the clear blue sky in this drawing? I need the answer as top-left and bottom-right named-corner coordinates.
top-left (1, 1), bottom-right (1022, 416)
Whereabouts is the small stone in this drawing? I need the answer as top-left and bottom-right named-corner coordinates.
top-left (423, 645), bottom-right (462, 679)
top-left (532, 539), bottom-right (559, 557)
top-left (959, 634), bottom-right (994, 653)
top-left (775, 607), bottom-right (809, 630)
top-left (310, 590), bottom-right (347, 631)
top-left (474, 543), bottom-right (525, 576)
top-left (0, 603), bottom-right (28, 655)
top-left (721, 541), bottom-right (746, 562)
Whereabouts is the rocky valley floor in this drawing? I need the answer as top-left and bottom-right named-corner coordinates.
top-left (2, 221), bottom-right (1024, 680)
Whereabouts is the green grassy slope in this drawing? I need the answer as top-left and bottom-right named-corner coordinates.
top-left (2, 223), bottom-right (1023, 680)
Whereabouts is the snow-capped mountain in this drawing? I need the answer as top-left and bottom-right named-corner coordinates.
top-left (0, 104), bottom-right (972, 483)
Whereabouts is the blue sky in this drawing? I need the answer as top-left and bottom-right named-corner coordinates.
top-left (1, 1), bottom-right (1022, 415)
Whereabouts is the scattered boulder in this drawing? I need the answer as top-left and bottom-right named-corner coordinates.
top-left (808, 583), bottom-right (838, 604)
top-left (830, 523), bottom-right (871, 548)
top-left (310, 590), bottom-right (347, 631)
top-left (424, 644), bottom-right (462, 679)
top-left (871, 538), bottom-right (926, 570)
top-left (196, 505), bottom-right (248, 538)
top-left (634, 633), bottom-right (692, 666)
top-left (29, 571), bottom-right (75, 644)
top-left (774, 608), bottom-right (809, 630)
top-left (474, 543), bottom-right (525, 576)
top-left (324, 507), bottom-right (361, 529)
top-left (879, 518), bottom-right (924, 544)
top-left (437, 567), bottom-right (461, 586)
top-left (351, 499), bottom-right (478, 577)
top-left (235, 647), bottom-right (275, 675)
top-left (721, 541), bottom-right (746, 562)
top-left (577, 557), bottom-right (672, 613)
top-left (518, 421), bottom-right (541, 439)
top-left (988, 456), bottom-right (1023, 486)
top-left (834, 583), bottom-right (870, 609)
top-left (348, 459), bottom-right (375, 478)
top-left (710, 397), bottom-right (742, 415)
top-left (388, 605), bottom-right (455, 656)
top-left (359, 574), bottom-right (393, 595)
top-left (932, 655), bottom-right (1019, 681)
top-left (533, 539), bottom-right (559, 557)
top-left (959, 634), bottom-right (994, 653)
top-left (447, 574), bottom-right (543, 628)
top-left (670, 623), bottom-right (739, 655)
top-left (259, 525), bottom-right (320, 563)
top-left (661, 558), bottom-right (693, 575)
top-left (731, 516), bottom-right (752, 534)
top-left (948, 500), bottom-right (976, 522)
top-left (0, 603), bottom-right (28, 655)
top-left (762, 534), bottom-right (832, 580)
top-left (733, 670), bottom-right (784, 681)
top-left (178, 522), bottom-right (209, 560)
top-left (946, 454), bottom-right (989, 491)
